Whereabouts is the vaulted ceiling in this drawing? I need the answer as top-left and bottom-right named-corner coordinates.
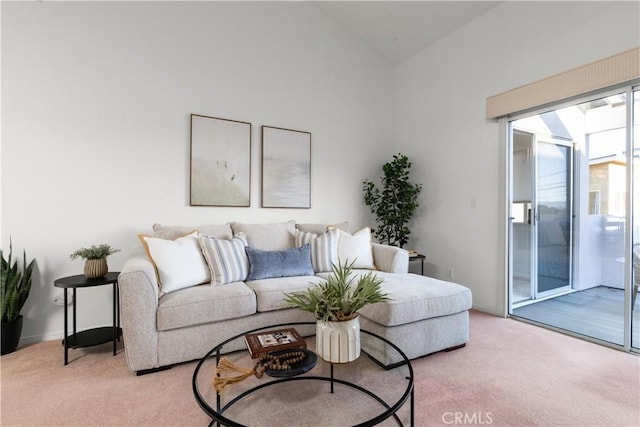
top-left (315, 1), bottom-right (503, 64)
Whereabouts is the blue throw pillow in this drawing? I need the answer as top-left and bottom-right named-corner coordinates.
top-left (245, 244), bottom-right (314, 281)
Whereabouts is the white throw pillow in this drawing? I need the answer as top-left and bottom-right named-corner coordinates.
top-left (334, 227), bottom-right (376, 270)
top-left (295, 229), bottom-right (339, 273)
top-left (199, 233), bottom-right (249, 285)
top-left (139, 230), bottom-right (210, 295)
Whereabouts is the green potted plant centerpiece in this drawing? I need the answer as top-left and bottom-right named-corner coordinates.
top-left (363, 153), bottom-right (422, 248)
top-left (283, 260), bottom-right (390, 363)
top-left (1, 239), bottom-right (35, 355)
top-left (70, 244), bottom-right (120, 279)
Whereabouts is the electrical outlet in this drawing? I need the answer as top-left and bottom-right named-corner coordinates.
top-left (53, 292), bottom-right (72, 306)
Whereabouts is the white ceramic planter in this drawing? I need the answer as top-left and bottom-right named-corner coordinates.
top-left (316, 316), bottom-right (361, 363)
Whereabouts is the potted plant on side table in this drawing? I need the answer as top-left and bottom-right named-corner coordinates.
top-left (1, 239), bottom-right (35, 355)
top-left (70, 244), bottom-right (120, 279)
top-left (283, 260), bottom-right (390, 363)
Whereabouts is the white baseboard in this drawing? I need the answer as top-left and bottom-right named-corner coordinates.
top-left (20, 331), bottom-right (64, 346)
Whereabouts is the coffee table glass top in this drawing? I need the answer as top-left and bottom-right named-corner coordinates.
top-left (192, 322), bottom-right (414, 427)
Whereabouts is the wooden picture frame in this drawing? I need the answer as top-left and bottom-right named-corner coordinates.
top-left (261, 126), bottom-right (311, 209)
top-left (190, 114), bottom-right (251, 207)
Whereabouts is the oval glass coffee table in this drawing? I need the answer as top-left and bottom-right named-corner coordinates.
top-left (192, 322), bottom-right (414, 427)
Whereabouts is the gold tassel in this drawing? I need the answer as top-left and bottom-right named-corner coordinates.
top-left (212, 357), bottom-right (265, 393)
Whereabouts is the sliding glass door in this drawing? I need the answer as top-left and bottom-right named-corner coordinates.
top-left (633, 88), bottom-right (639, 350)
top-left (511, 134), bottom-right (573, 304)
top-left (535, 138), bottom-right (573, 297)
top-left (509, 86), bottom-right (638, 352)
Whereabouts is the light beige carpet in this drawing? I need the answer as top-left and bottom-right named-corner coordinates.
top-left (1, 310), bottom-right (639, 426)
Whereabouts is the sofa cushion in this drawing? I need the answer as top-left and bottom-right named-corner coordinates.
top-left (152, 223), bottom-right (233, 240)
top-left (199, 233), bottom-right (249, 285)
top-left (246, 244), bottom-right (314, 281)
top-left (244, 275), bottom-right (325, 312)
top-left (357, 272), bottom-right (473, 327)
top-left (296, 221), bottom-right (350, 235)
top-left (231, 221), bottom-right (296, 250)
top-left (334, 227), bottom-right (376, 270)
top-left (139, 231), bottom-right (210, 295)
top-left (295, 229), bottom-right (339, 273)
top-left (157, 282), bottom-right (256, 331)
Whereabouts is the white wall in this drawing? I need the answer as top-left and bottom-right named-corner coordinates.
top-left (395, 1), bottom-right (640, 315)
top-left (4, 1), bottom-right (639, 343)
top-left (1, 1), bottom-right (394, 342)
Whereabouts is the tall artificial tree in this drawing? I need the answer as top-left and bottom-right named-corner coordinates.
top-left (363, 153), bottom-right (422, 248)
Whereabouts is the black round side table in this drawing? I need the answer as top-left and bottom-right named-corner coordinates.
top-left (54, 272), bottom-right (121, 365)
top-left (409, 254), bottom-right (426, 275)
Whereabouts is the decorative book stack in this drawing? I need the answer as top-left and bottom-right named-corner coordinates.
top-left (244, 328), bottom-right (306, 359)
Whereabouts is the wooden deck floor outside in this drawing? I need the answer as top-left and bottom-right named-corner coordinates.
top-left (513, 286), bottom-right (640, 348)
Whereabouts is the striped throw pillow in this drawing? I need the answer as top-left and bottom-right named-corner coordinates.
top-left (199, 233), bottom-right (249, 285)
top-left (295, 229), bottom-right (339, 273)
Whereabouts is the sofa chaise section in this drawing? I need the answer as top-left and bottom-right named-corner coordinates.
top-left (358, 273), bottom-right (473, 366)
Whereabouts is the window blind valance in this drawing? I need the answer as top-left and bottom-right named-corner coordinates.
top-left (486, 47), bottom-right (640, 119)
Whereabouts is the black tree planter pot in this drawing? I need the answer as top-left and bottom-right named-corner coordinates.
top-left (1, 315), bottom-right (23, 355)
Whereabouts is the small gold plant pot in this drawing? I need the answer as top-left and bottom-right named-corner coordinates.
top-left (84, 258), bottom-right (108, 279)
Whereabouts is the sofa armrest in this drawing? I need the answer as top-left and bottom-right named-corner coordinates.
top-left (118, 257), bottom-right (160, 372)
top-left (372, 243), bottom-right (409, 274)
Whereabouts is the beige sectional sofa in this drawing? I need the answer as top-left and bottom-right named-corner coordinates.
top-left (118, 221), bottom-right (472, 374)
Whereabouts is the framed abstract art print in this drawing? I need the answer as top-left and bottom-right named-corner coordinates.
top-left (190, 114), bottom-right (251, 207)
top-left (261, 126), bottom-right (311, 209)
